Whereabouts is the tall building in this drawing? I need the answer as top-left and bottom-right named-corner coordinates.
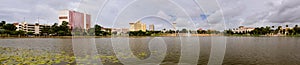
top-left (172, 23), bottom-right (176, 28)
top-left (14, 22), bottom-right (50, 34)
top-left (129, 21), bottom-right (146, 31)
top-left (149, 24), bottom-right (155, 31)
top-left (58, 10), bottom-right (91, 30)
top-left (172, 22), bottom-right (177, 30)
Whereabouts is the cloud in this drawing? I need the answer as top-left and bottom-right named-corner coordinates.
top-left (0, 0), bottom-right (80, 24)
top-left (1, 0), bottom-right (300, 30)
top-left (266, 0), bottom-right (300, 23)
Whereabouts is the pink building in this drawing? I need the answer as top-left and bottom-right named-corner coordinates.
top-left (59, 10), bottom-right (91, 30)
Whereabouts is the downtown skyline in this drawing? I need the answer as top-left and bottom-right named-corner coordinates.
top-left (1, 0), bottom-right (300, 31)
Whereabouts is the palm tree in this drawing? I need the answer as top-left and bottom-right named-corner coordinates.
top-left (277, 26), bottom-right (282, 34)
top-left (294, 25), bottom-right (300, 34)
top-left (0, 21), bottom-right (6, 28)
top-left (285, 25), bottom-right (289, 35)
top-left (270, 26), bottom-right (275, 35)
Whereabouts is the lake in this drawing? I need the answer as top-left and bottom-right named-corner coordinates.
top-left (0, 36), bottom-right (300, 65)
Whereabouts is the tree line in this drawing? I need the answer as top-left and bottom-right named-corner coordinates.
top-left (225, 25), bottom-right (300, 36)
top-left (0, 21), bottom-right (26, 36)
top-left (41, 21), bottom-right (112, 36)
top-left (1, 20), bottom-right (221, 37)
top-left (0, 21), bottom-right (112, 37)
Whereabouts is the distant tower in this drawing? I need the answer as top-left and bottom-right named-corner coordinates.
top-left (172, 22), bottom-right (177, 30)
top-left (149, 24), bottom-right (155, 31)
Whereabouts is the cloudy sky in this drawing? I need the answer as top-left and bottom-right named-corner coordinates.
top-left (0, 0), bottom-right (300, 30)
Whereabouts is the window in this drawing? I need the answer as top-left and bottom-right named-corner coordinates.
top-left (59, 16), bottom-right (68, 19)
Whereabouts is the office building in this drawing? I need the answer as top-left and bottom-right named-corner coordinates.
top-left (232, 26), bottom-right (255, 33)
top-left (149, 24), bottom-right (154, 31)
top-left (112, 28), bottom-right (129, 35)
top-left (58, 10), bottom-right (91, 30)
top-left (14, 22), bottom-right (50, 34)
top-left (129, 21), bottom-right (146, 31)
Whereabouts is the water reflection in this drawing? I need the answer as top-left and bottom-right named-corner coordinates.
top-left (0, 37), bottom-right (299, 65)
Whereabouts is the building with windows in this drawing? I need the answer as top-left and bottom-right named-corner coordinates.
top-left (129, 21), bottom-right (146, 31)
top-left (112, 28), bottom-right (129, 35)
top-left (14, 22), bottom-right (50, 35)
top-left (232, 26), bottom-right (255, 33)
top-left (58, 10), bottom-right (91, 30)
top-left (149, 24), bottom-right (155, 31)
top-left (172, 22), bottom-right (177, 30)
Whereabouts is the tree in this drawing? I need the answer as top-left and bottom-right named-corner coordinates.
top-left (58, 21), bottom-right (71, 36)
top-left (265, 26), bottom-right (271, 34)
top-left (3, 24), bottom-right (17, 31)
top-left (287, 29), bottom-right (295, 35)
top-left (57, 31), bottom-right (65, 36)
top-left (181, 29), bottom-right (188, 33)
top-left (49, 23), bottom-right (59, 35)
top-left (16, 30), bottom-right (25, 36)
top-left (41, 26), bottom-right (51, 35)
top-left (27, 32), bottom-right (34, 35)
top-left (48, 21), bottom-right (71, 36)
top-left (10, 31), bottom-right (18, 35)
top-left (62, 21), bottom-right (68, 26)
top-left (129, 30), bottom-right (149, 36)
top-left (250, 27), bottom-right (271, 35)
top-left (94, 24), bottom-right (102, 36)
top-left (276, 26), bottom-right (282, 34)
top-left (0, 29), bottom-right (5, 34)
top-left (93, 24), bottom-right (110, 36)
top-left (87, 28), bottom-right (95, 35)
top-left (0, 21), bottom-right (6, 27)
top-left (294, 25), bottom-right (300, 34)
top-left (225, 29), bottom-right (233, 34)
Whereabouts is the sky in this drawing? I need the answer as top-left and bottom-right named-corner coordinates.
top-left (0, 0), bottom-right (300, 31)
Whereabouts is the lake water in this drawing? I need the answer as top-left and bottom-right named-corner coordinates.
top-left (0, 37), bottom-right (300, 65)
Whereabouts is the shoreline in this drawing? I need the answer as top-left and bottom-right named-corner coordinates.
top-left (1, 34), bottom-right (300, 38)
top-left (0, 34), bottom-right (220, 38)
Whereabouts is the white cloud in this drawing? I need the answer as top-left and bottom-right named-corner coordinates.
top-left (1, 0), bottom-right (300, 30)
top-left (0, 0), bottom-right (81, 24)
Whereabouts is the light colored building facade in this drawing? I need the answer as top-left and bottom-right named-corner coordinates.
top-left (172, 22), bottom-right (177, 30)
top-left (129, 21), bottom-right (146, 31)
top-left (59, 10), bottom-right (91, 30)
top-left (112, 28), bottom-right (129, 35)
top-left (14, 22), bottom-right (50, 34)
top-left (101, 28), bottom-right (112, 33)
top-left (232, 26), bottom-right (255, 33)
top-left (149, 24), bottom-right (154, 31)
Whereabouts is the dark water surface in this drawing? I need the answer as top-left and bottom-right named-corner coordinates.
top-left (0, 37), bottom-right (300, 65)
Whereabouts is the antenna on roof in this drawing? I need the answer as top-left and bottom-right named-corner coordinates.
top-left (37, 17), bottom-right (40, 23)
top-left (23, 17), bottom-right (25, 22)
